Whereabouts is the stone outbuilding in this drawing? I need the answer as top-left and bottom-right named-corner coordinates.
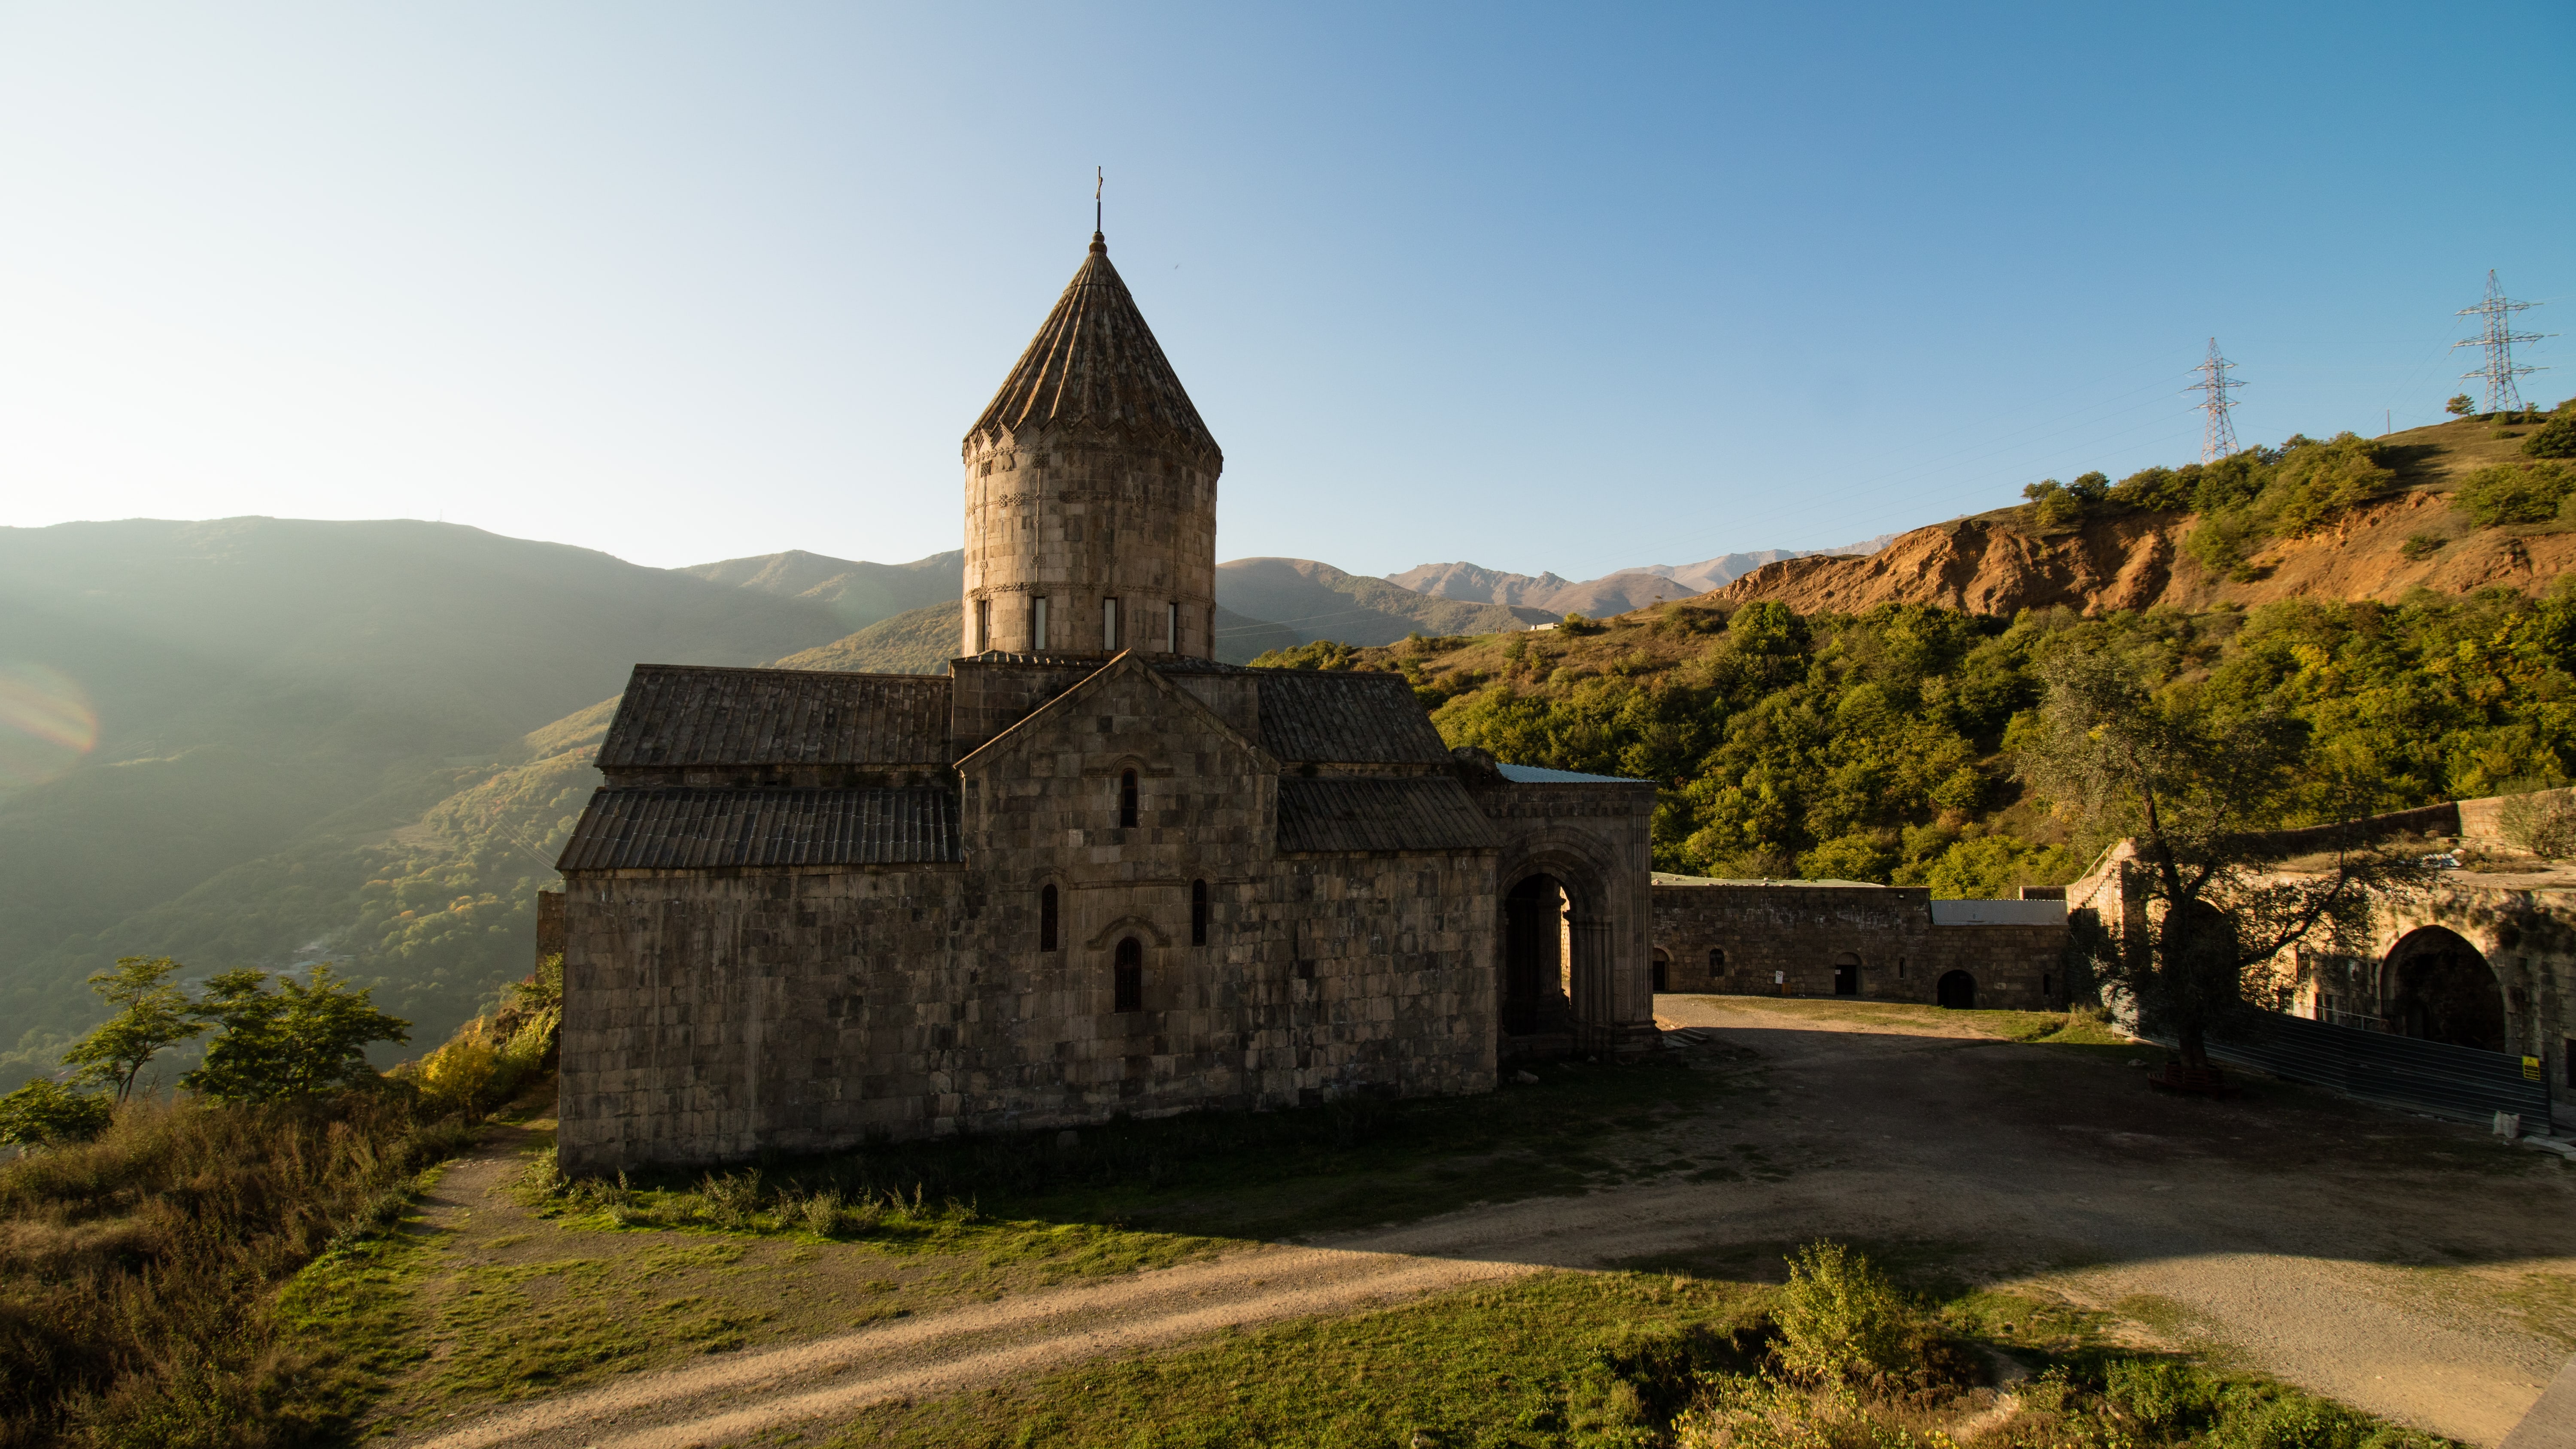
top-left (2066, 792), bottom-right (2576, 1123)
top-left (1649, 874), bottom-right (2069, 1010)
top-left (551, 228), bottom-right (1658, 1173)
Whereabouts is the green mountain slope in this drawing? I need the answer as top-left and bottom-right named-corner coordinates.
top-left (777, 600), bottom-right (1299, 673)
top-left (0, 518), bottom-right (861, 1085)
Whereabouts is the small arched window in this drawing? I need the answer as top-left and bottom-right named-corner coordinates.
top-left (1191, 879), bottom-right (1209, 946)
top-left (1039, 883), bottom-right (1059, 952)
top-left (1119, 769), bottom-right (1139, 829)
top-left (1114, 937), bottom-right (1144, 1012)
top-left (1708, 947), bottom-right (1726, 973)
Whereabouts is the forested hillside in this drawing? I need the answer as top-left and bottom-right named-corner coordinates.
top-left (1259, 584), bottom-right (2576, 894)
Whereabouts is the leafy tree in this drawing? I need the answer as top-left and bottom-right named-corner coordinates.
top-left (2447, 394), bottom-right (2476, 417)
top-left (181, 964), bottom-right (410, 1103)
top-left (2013, 642), bottom-right (2427, 1067)
top-left (0, 1078), bottom-right (113, 1147)
top-left (2522, 413), bottom-right (2576, 460)
top-left (2452, 461), bottom-right (2576, 526)
top-left (58, 955), bottom-right (205, 1102)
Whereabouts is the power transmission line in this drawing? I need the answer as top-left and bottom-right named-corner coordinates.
top-left (2453, 269), bottom-right (2551, 412)
top-left (2186, 337), bottom-right (2242, 461)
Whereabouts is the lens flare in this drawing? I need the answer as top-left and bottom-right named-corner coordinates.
top-left (0, 664), bottom-right (99, 788)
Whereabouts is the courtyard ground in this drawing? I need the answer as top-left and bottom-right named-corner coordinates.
top-left (314, 996), bottom-right (2576, 1447)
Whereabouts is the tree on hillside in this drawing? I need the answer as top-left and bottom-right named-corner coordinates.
top-left (181, 964), bottom-right (410, 1103)
top-left (2447, 394), bottom-right (2476, 417)
top-left (2014, 643), bottom-right (2428, 1068)
top-left (58, 955), bottom-right (205, 1102)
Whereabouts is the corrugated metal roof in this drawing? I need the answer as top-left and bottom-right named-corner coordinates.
top-left (595, 665), bottom-right (953, 769)
top-left (1496, 762), bottom-right (1654, 785)
top-left (1254, 673), bottom-right (1450, 764)
top-left (556, 787), bottom-right (960, 870)
top-left (1276, 776), bottom-right (1498, 854)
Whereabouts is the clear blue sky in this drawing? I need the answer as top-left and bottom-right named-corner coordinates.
top-left (2, 3), bottom-right (2566, 580)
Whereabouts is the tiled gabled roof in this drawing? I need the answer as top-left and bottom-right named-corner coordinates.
top-left (1276, 777), bottom-right (1498, 854)
top-left (965, 234), bottom-right (1220, 461)
top-left (556, 787), bottom-right (960, 870)
top-left (596, 664), bottom-right (952, 769)
top-left (1254, 671), bottom-right (1451, 765)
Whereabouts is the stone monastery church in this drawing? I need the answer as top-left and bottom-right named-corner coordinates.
top-left (553, 228), bottom-right (1659, 1173)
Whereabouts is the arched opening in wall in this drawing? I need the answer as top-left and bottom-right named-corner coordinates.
top-left (1651, 948), bottom-right (1670, 994)
top-left (1039, 884), bottom-right (1059, 952)
top-left (1113, 937), bottom-right (1144, 1013)
top-left (1936, 970), bottom-right (1976, 1009)
top-left (2384, 926), bottom-right (2506, 1052)
top-left (1707, 947), bottom-right (1726, 980)
top-left (1118, 769), bottom-right (1140, 829)
top-left (1832, 953), bottom-right (1860, 997)
top-left (1502, 874), bottom-right (1571, 1035)
top-left (1191, 879), bottom-right (1209, 946)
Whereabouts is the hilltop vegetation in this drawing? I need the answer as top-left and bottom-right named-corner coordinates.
top-left (1718, 405), bottom-right (2576, 619)
top-left (1262, 582), bottom-right (2576, 890)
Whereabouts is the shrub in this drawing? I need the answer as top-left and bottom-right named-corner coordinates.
top-left (2266, 433), bottom-right (2394, 537)
top-left (1798, 834), bottom-right (1894, 884)
top-left (2525, 412), bottom-right (2576, 459)
top-left (2497, 787), bottom-right (2576, 859)
top-left (1769, 1241), bottom-right (1941, 1390)
top-left (2399, 534), bottom-right (2445, 561)
top-left (2186, 509), bottom-right (2267, 581)
top-left (0, 1078), bottom-right (113, 1147)
top-left (2452, 461), bottom-right (2576, 526)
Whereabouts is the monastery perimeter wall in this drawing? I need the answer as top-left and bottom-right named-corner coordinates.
top-left (1649, 878), bottom-right (2067, 1010)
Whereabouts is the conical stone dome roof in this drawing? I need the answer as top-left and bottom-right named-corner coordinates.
top-left (965, 233), bottom-right (1220, 463)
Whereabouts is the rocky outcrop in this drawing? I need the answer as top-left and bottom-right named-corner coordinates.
top-left (1713, 489), bottom-right (2576, 619)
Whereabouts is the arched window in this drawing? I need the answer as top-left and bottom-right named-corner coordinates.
top-left (1114, 937), bottom-right (1144, 1012)
top-left (1707, 947), bottom-right (1726, 973)
top-left (1191, 879), bottom-right (1209, 946)
top-left (1119, 769), bottom-right (1139, 829)
top-left (1039, 884), bottom-right (1059, 952)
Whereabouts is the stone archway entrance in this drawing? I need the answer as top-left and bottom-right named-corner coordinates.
top-left (1936, 970), bottom-right (1977, 1009)
top-left (2384, 926), bottom-right (2506, 1052)
top-left (1503, 874), bottom-right (1571, 1037)
top-left (1501, 863), bottom-right (1620, 1055)
top-left (1833, 953), bottom-right (1860, 997)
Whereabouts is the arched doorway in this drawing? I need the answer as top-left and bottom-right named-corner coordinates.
top-left (1936, 970), bottom-right (1976, 1009)
top-left (1832, 953), bottom-right (1860, 997)
top-left (1651, 948), bottom-right (1670, 994)
top-left (2384, 927), bottom-right (2505, 1052)
top-left (1503, 874), bottom-right (1570, 1034)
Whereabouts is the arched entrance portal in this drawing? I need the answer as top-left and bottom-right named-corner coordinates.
top-left (2384, 927), bottom-right (2506, 1052)
top-left (1651, 947), bottom-right (1670, 994)
top-left (1936, 970), bottom-right (1976, 1009)
top-left (1832, 953), bottom-right (1860, 997)
top-left (1503, 874), bottom-right (1570, 1035)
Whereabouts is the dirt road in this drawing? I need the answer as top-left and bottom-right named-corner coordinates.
top-left (405, 999), bottom-right (2576, 1448)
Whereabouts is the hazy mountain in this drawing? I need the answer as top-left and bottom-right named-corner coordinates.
top-left (678, 548), bottom-right (963, 632)
top-left (1388, 535), bottom-right (1901, 617)
top-left (1214, 558), bottom-right (1557, 646)
top-left (0, 517), bottom-right (863, 1088)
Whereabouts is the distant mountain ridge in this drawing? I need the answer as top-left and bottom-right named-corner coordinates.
top-left (1388, 535), bottom-right (1899, 617)
top-left (677, 549), bottom-right (961, 632)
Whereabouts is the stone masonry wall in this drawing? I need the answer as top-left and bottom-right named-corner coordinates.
top-left (1651, 881), bottom-right (2067, 1009)
top-left (559, 656), bottom-right (1499, 1173)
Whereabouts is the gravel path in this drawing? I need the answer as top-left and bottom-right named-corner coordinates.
top-left (403, 999), bottom-right (2576, 1448)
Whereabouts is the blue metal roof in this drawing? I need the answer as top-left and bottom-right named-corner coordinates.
top-left (1495, 762), bottom-right (1654, 785)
